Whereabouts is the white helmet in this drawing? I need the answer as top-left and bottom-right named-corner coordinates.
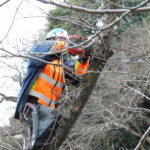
top-left (46, 28), bottom-right (68, 40)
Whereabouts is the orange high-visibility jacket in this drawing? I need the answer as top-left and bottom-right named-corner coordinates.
top-left (29, 58), bottom-right (89, 108)
top-left (29, 41), bottom-right (90, 108)
top-left (29, 59), bottom-right (64, 108)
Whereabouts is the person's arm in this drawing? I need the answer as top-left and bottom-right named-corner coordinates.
top-left (75, 46), bottom-right (93, 75)
top-left (64, 45), bottom-right (93, 86)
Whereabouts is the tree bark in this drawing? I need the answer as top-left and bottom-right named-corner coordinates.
top-left (44, 1), bottom-right (118, 150)
top-left (45, 43), bottom-right (113, 150)
top-left (44, 24), bottom-right (114, 150)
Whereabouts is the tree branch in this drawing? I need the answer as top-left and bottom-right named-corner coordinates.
top-left (0, 93), bottom-right (17, 103)
top-left (0, 48), bottom-right (62, 66)
top-left (64, 0), bottom-right (150, 50)
top-left (1, 0), bottom-right (23, 42)
top-left (134, 126), bottom-right (150, 150)
top-left (113, 122), bottom-right (141, 138)
top-left (0, 0), bottom-right (10, 7)
top-left (125, 85), bottom-right (150, 101)
top-left (36, 0), bottom-right (150, 14)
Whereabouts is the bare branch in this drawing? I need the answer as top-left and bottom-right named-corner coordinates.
top-left (106, 0), bottom-right (130, 9)
top-left (29, 39), bottom-right (95, 56)
top-left (26, 0), bottom-right (94, 30)
top-left (125, 85), bottom-right (150, 101)
top-left (1, 0), bottom-right (24, 42)
top-left (113, 122), bottom-right (141, 137)
top-left (0, 0), bottom-right (10, 7)
top-left (134, 50), bottom-right (150, 66)
top-left (0, 93), bottom-right (17, 103)
top-left (70, 0), bottom-right (150, 50)
top-left (0, 48), bottom-right (81, 78)
top-left (134, 126), bottom-right (150, 150)
top-left (0, 48), bottom-right (62, 66)
top-left (0, 60), bottom-right (22, 86)
top-left (101, 0), bottom-right (150, 30)
top-left (36, 0), bottom-right (150, 14)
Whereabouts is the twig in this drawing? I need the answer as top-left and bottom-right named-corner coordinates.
top-left (113, 122), bottom-right (141, 137)
top-left (125, 85), bottom-right (150, 101)
top-left (0, 48), bottom-right (81, 78)
top-left (106, 0), bottom-right (130, 9)
top-left (134, 50), bottom-right (150, 66)
top-left (0, 93), bottom-right (16, 103)
top-left (0, 0), bottom-right (10, 7)
top-left (134, 126), bottom-right (150, 150)
top-left (1, 0), bottom-right (24, 42)
top-left (0, 48), bottom-right (62, 66)
top-left (26, 0), bottom-right (94, 30)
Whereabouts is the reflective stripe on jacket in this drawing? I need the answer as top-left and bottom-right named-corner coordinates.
top-left (29, 59), bottom-right (64, 108)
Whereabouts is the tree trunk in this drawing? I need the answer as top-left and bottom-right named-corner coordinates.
top-left (45, 37), bottom-right (113, 150)
top-left (45, 1), bottom-right (118, 149)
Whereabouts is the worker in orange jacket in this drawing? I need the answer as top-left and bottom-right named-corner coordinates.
top-left (14, 28), bottom-right (92, 150)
